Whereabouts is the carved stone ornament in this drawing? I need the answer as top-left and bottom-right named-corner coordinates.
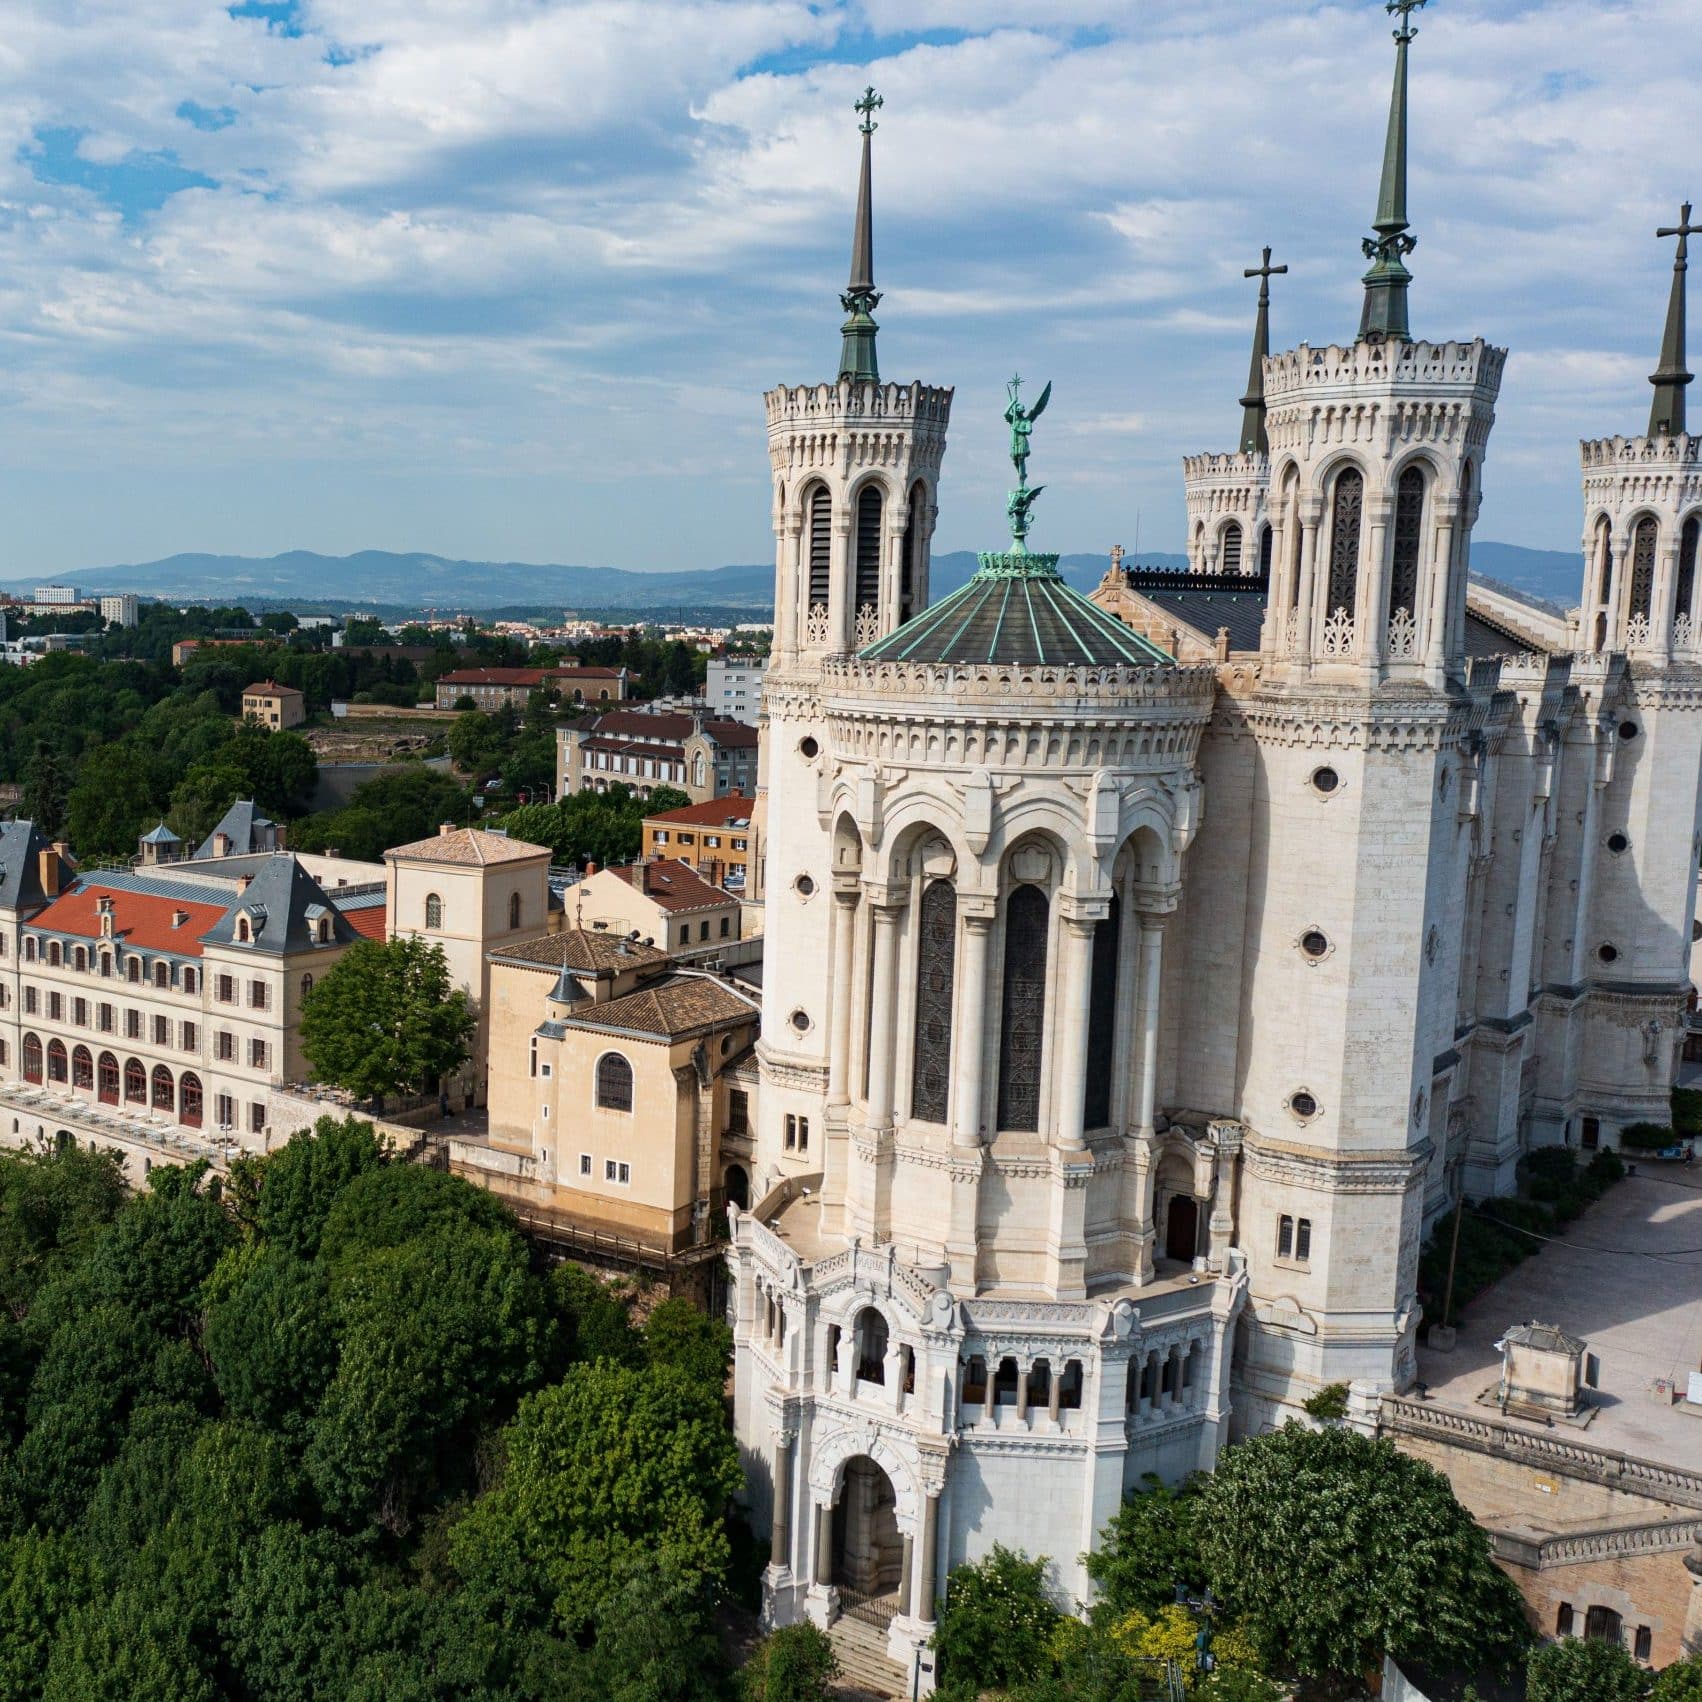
top-left (855, 603), bottom-right (880, 647)
top-left (805, 604), bottom-right (831, 648)
top-left (1321, 607), bottom-right (1356, 659)
top-left (1386, 605), bottom-right (1418, 660)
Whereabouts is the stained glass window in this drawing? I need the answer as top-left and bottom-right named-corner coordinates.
top-left (1388, 465), bottom-right (1425, 620)
top-left (1630, 517), bottom-right (1658, 622)
top-left (996, 885), bottom-right (1049, 1132)
top-left (910, 880), bottom-right (957, 1124)
top-left (1082, 895), bottom-right (1120, 1129)
top-left (1327, 467), bottom-right (1363, 617)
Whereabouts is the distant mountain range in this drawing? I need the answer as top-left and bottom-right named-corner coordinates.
top-left (14, 539), bottom-right (1585, 617)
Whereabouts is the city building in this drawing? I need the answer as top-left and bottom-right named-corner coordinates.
top-left (241, 680), bottom-right (306, 731)
top-left (706, 652), bottom-right (767, 724)
top-left (433, 665), bottom-right (628, 711)
top-left (99, 594), bottom-right (139, 628)
top-left (0, 822), bottom-right (382, 1150)
top-left (32, 584), bottom-right (80, 605)
top-left (457, 927), bottom-right (759, 1256)
top-left (729, 40), bottom-right (1702, 1693)
top-left (557, 709), bottom-right (758, 802)
top-left (642, 793), bottom-right (762, 897)
top-left (568, 858), bottom-right (742, 953)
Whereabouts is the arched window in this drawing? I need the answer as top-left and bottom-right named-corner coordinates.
top-left (151, 1066), bottom-right (174, 1113)
top-left (909, 879), bottom-right (957, 1124)
top-left (180, 1073), bottom-right (203, 1128)
top-left (1326, 466), bottom-right (1364, 619)
top-left (854, 484), bottom-right (883, 615)
top-left (806, 485), bottom-right (832, 611)
top-left (47, 942), bottom-right (60, 968)
top-left (595, 1053), bottom-right (633, 1112)
top-left (425, 893), bottom-right (442, 929)
top-left (1219, 521), bottom-right (1243, 575)
top-left (508, 892), bottom-right (521, 930)
top-left (236, 916), bottom-right (250, 943)
top-left (692, 752), bottom-right (706, 789)
top-left (1629, 516), bottom-right (1659, 624)
top-left (22, 1033), bottom-right (41, 1084)
top-left (100, 951), bottom-right (111, 976)
top-left (900, 482), bottom-right (926, 624)
top-left (97, 1052), bottom-right (119, 1105)
top-left (1388, 464), bottom-right (1426, 625)
top-left (1258, 523), bottom-right (1274, 580)
top-left (853, 1307), bottom-right (889, 1384)
top-left (71, 1045), bottom-right (93, 1091)
top-left (182, 967), bottom-right (197, 995)
top-left (1083, 894), bottom-right (1120, 1129)
top-left (46, 1040), bottom-right (67, 1084)
top-left (996, 883), bottom-right (1049, 1132)
top-left (300, 973), bottom-right (314, 1003)
top-left (124, 1058), bottom-right (146, 1104)
top-left (1678, 515), bottom-right (1700, 624)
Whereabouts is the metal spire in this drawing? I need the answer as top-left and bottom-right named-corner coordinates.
top-left (1359, 0), bottom-right (1426, 344)
top-left (838, 87), bottom-right (883, 384)
top-left (1649, 200), bottom-right (1697, 437)
top-left (1240, 246), bottom-right (1287, 454)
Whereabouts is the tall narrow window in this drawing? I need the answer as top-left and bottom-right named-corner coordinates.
top-left (595, 1053), bottom-right (633, 1112)
top-left (1258, 524), bottom-right (1274, 581)
top-left (1594, 516), bottom-right (1614, 650)
top-left (1219, 521), bottom-right (1243, 575)
top-left (1082, 895), bottom-right (1120, 1130)
top-left (1388, 465), bottom-right (1425, 623)
top-left (1678, 516), bottom-right (1700, 623)
top-left (996, 884), bottom-right (1049, 1132)
top-left (1327, 467), bottom-right (1364, 618)
top-left (1630, 516), bottom-right (1658, 624)
top-left (909, 879), bottom-right (956, 1124)
top-left (854, 485), bottom-right (883, 615)
top-left (509, 892), bottom-right (521, 930)
top-left (807, 485), bottom-right (832, 609)
top-left (425, 893), bottom-right (442, 929)
top-left (900, 483), bottom-right (925, 624)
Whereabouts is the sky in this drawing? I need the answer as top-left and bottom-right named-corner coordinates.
top-left (0, 0), bottom-right (1694, 580)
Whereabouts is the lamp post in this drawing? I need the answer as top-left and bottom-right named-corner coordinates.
top-left (1174, 1585), bottom-right (1217, 1678)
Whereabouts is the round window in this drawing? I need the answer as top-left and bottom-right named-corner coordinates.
top-left (789, 1008), bottom-right (811, 1033)
top-left (1597, 943), bottom-right (1619, 965)
top-left (798, 736), bottom-right (820, 760)
top-left (1290, 1090), bottom-right (1319, 1119)
top-left (1617, 721), bottom-right (1638, 742)
top-left (1311, 766), bottom-right (1339, 796)
top-left (795, 874), bottom-right (816, 898)
top-left (1300, 930), bottom-right (1329, 959)
top-left (1606, 831), bottom-right (1630, 854)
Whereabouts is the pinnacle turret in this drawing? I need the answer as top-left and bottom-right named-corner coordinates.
top-left (1358, 0), bottom-right (1425, 344)
top-left (1649, 200), bottom-right (1697, 437)
top-left (838, 87), bottom-right (883, 384)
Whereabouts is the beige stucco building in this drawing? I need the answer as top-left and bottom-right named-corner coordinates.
top-left (241, 680), bottom-right (306, 730)
top-left (567, 859), bottom-right (742, 954)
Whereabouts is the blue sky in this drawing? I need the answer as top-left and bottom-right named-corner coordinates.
top-left (0, 0), bottom-right (1694, 579)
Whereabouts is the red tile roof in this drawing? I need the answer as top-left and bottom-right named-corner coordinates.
top-left (243, 679), bottom-right (301, 697)
top-left (643, 793), bottom-right (757, 828)
top-left (609, 859), bottom-right (736, 914)
top-left (439, 665), bottom-right (624, 688)
top-left (27, 883), bottom-right (228, 957)
top-left (341, 905), bottom-right (387, 940)
top-left (587, 710), bottom-right (758, 748)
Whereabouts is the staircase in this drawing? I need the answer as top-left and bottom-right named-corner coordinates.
top-left (828, 1605), bottom-right (909, 1701)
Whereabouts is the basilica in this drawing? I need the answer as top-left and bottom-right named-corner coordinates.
top-left (728, 11), bottom-right (1702, 1689)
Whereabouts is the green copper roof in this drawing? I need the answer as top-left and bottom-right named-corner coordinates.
top-left (1649, 200), bottom-right (1696, 437)
top-left (861, 553), bottom-right (1172, 668)
top-left (1359, 0), bottom-right (1425, 344)
top-left (838, 88), bottom-right (882, 384)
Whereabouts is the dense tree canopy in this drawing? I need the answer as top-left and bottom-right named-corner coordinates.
top-left (493, 782), bottom-right (692, 868)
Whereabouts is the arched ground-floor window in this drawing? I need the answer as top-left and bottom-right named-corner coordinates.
top-left (151, 1066), bottom-right (175, 1113)
top-left (124, 1058), bottom-right (147, 1104)
top-left (180, 1073), bottom-right (203, 1128)
top-left (97, 1052), bottom-right (120, 1105)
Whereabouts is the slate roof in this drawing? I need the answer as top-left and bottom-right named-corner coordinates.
top-left (558, 972), bottom-right (759, 1041)
top-left (384, 827), bottom-right (550, 866)
top-left (862, 555), bottom-right (1172, 668)
top-left (194, 799), bottom-right (279, 861)
top-left (0, 822), bottom-right (69, 912)
top-left (198, 854), bottom-right (358, 956)
top-left (1502, 1321), bottom-right (1586, 1356)
top-left (1133, 584), bottom-right (1269, 652)
top-left (490, 928), bottom-right (670, 975)
top-left (1464, 609), bottom-right (1551, 660)
top-left (139, 822), bottom-right (182, 845)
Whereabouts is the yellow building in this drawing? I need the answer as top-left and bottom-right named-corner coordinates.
top-left (240, 679), bottom-right (306, 730)
top-left (569, 858), bottom-right (742, 954)
top-left (459, 928), bottom-right (759, 1253)
top-left (640, 793), bottom-right (762, 899)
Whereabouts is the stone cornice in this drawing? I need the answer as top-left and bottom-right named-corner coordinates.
top-left (1232, 690), bottom-right (1461, 752)
top-left (1241, 1132), bottom-right (1429, 1194)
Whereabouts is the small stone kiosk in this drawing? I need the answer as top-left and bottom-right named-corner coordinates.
top-left (1495, 1321), bottom-right (1590, 1420)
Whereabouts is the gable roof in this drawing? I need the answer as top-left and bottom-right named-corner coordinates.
top-left (1136, 584), bottom-right (1269, 652)
top-left (584, 710), bottom-right (759, 749)
top-left (384, 827), bottom-right (551, 866)
top-left (551, 971), bottom-right (758, 1041)
top-left (608, 859), bottom-right (735, 914)
top-left (243, 679), bottom-right (302, 697)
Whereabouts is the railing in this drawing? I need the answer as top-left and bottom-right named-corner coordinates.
top-left (1490, 1516), bottom-right (1702, 1570)
top-left (1381, 1395), bottom-right (1702, 1510)
top-left (837, 1587), bottom-right (900, 1630)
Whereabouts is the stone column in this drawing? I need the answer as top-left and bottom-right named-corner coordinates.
top-left (778, 525), bottom-right (802, 655)
top-left (1047, 1364), bottom-right (1063, 1423)
top-left (864, 894), bottom-right (903, 1127)
top-left (1606, 534), bottom-right (1632, 650)
top-left (1015, 1361), bottom-right (1030, 1422)
top-left (1424, 506), bottom-right (1457, 673)
top-left (1052, 912), bottom-right (1098, 1150)
top-left (1654, 542), bottom-right (1681, 658)
top-left (829, 512), bottom-right (852, 654)
top-left (827, 885), bottom-right (859, 1108)
top-left (1134, 914), bottom-right (1167, 1138)
top-left (1363, 497), bottom-right (1392, 664)
top-left (814, 1502), bottom-right (834, 1587)
top-left (952, 910), bottom-right (993, 1147)
top-left (1294, 506), bottom-right (1321, 657)
top-left (898, 1532), bottom-right (914, 1612)
top-left (915, 1491), bottom-right (941, 1621)
top-left (770, 1435), bottom-right (794, 1571)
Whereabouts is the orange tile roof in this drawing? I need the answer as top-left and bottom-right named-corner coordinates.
top-left (384, 827), bottom-right (550, 866)
top-left (643, 793), bottom-right (757, 828)
top-left (341, 905), bottom-right (387, 941)
top-left (243, 680), bottom-right (301, 697)
top-left (27, 883), bottom-right (228, 957)
top-left (609, 858), bottom-right (735, 914)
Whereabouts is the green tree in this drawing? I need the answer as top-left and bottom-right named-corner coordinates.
top-left (1652, 1656), bottom-right (1702, 1701)
top-left (644, 1297), bottom-right (732, 1394)
top-left (0, 1531), bottom-right (94, 1701)
top-left (740, 1622), bottom-right (839, 1702)
top-left (550, 1263), bottom-right (642, 1368)
top-left (933, 1545), bottom-right (1060, 1700)
top-left (254, 1115), bottom-right (388, 1258)
top-left (64, 741), bottom-right (170, 859)
top-left (1526, 1636), bottom-right (1651, 1702)
top-left (78, 1162), bottom-right (234, 1333)
top-left (203, 1247), bottom-right (336, 1435)
top-left (317, 1163), bottom-right (516, 1271)
top-left (581, 1555), bottom-right (727, 1702)
top-left (450, 1359), bottom-right (742, 1634)
top-left (1084, 1473), bottom-right (1206, 1620)
top-left (224, 1522), bottom-right (350, 1702)
top-left (0, 1144), bottom-right (127, 1320)
top-left (1194, 1424), bottom-right (1529, 1681)
top-left (300, 938), bottom-right (474, 1103)
top-left (20, 743), bottom-right (69, 836)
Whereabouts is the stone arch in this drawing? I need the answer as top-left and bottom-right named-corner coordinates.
top-left (869, 802), bottom-right (968, 889)
top-left (1215, 516), bottom-right (1245, 575)
top-left (831, 810), bottom-right (864, 876)
top-left (985, 805), bottom-right (1096, 895)
top-left (1113, 814), bottom-right (1177, 890)
top-left (806, 1426), bottom-right (922, 1536)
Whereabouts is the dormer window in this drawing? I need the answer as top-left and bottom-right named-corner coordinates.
top-left (48, 942), bottom-right (61, 968)
top-left (236, 916), bottom-right (251, 943)
top-left (315, 917), bottom-right (329, 943)
top-left (153, 962), bottom-right (168, 990)
top-left (127, 958), bottom-right (140, 983)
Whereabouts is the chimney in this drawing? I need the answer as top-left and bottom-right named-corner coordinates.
top-left (585, 860), bottom-right (597, 877)
top-left (37, 848), bottom-right (59, 898)
top-left (214, 833), bottom-right (230, 857)
top-left (1216, 625), bottom-right (1231, 662)
top-left (238, 873), bottom-right (254, 892)
top-left (326, 847), bottom-right (341, 859)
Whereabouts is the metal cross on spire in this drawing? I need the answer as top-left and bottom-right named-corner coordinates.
top-left (1359, 0), bottom-right (1427, 344)
top-left (1650, 199), bottom-right (1697, 437)
top-left (1240, 245), bottom-right (1288, 455)
top-left (839, 87), bottom-right (884, 384)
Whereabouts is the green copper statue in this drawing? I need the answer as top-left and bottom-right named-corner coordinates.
top-left (1004, 374), bottom-right (1051, 550)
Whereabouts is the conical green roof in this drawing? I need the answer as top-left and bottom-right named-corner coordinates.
top-left (860, 552), bottom-right (1172, 668)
